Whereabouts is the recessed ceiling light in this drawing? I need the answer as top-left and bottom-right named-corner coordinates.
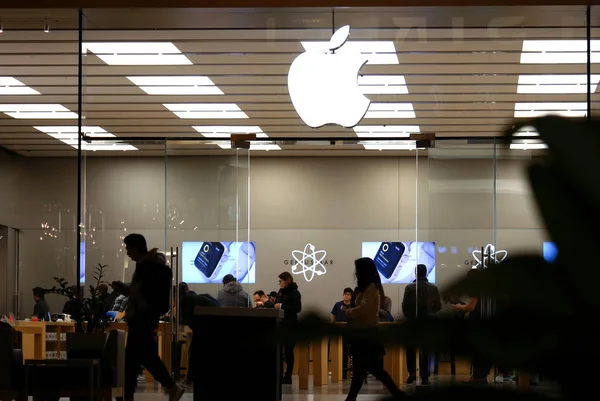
top-left (0, 77), bottom-right (40, 95)
top-left (62, 141), bottom-right (138, 151)
top-left (361, 140), bottom-right (419, 150)
top-left (358, 76), bottom-right (408, 94)
top-left (192, 125), bottom-right (268, 138)
top-left (510, 142), bottom-right (548, 150)
top-left (218, 141), bottom-right (281, 151)
top-left (520, 40), bottom-right (600, 64)
top-left (127, 76), bottom-right (223, 95)
top-left (517, 75), bottom-right (600, 93)
top-left (301, 41), bottom-right (398, 65)
top-left (353, 125), bottom-right (420, 138)
top-left (364, 103), bottom-right (416, 119)
top-left (83, 42), bottom-right (192, 65)
top-left (163, 103), bottom-right (248, 119)
top-left (33, 126), bottom-right (137, 151)
top-left (514, 102), bottom-right (587, 118)
top-left (0, 104), bottom-right (77, 119)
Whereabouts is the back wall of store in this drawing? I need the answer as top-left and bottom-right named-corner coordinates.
top-left (0, 154), bottom-right (545, 318)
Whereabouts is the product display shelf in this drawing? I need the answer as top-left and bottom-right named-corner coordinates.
top-left (17, 321), bottom-right (75, 359)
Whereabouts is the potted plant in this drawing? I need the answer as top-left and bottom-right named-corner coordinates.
top-left (42, 263), bottom-right (112, 356)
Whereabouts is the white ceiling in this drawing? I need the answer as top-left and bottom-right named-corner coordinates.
top-left (0, 6), bottom-right (595, 157)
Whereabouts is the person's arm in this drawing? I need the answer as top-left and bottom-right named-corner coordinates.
top-left (430, 286), bottom-right (442, 313)
top-left (401, 285), bottom-right (411, 317)
top-left (454, 297), bottom-right (478, 312)
top-left (346, 285), bottom-right (379, 318)
top-left (330, 303), bottom-right (337, 323)
top-left (111, 281), bottom-right (131, 296)
top-left (33, 303), bottom-right (42, 318)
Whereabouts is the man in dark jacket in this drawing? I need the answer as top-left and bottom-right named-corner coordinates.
top-left (401, 264), bottom-right (442, 385)
top-left (111, 234), bottom-right (184, 401)
top-left (32, 287), bottom-right (50, 320)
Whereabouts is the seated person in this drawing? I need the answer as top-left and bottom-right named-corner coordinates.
top-left (378, 296), bottom-right (393, 322)
top-left (253, 290), bottom-right (274, 308)
top-left (32, 287), bottom-right (50, 320)
top-left (111, 293), bottom-right (129, 322)
top-left (217, 274), bottom-right (250, 307)
top-left (269, 291), bottom-right (278, 305)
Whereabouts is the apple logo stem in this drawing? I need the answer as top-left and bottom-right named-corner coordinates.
top-left (288, 25), bottom-right (371, 129)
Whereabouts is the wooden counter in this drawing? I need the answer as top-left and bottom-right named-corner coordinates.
top-left (15, 321), bottom-right (76, 359)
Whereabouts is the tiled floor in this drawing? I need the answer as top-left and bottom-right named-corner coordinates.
top-left (131, 374), bottom-right (559, 400)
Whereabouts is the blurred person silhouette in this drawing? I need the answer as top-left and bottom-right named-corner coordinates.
top-left (275, 271), bottom-right (302, 385)
top-left (269, 291), bottom-right (278, 304)
top-left (344, 257), bottom-right (404, 401)
top-left (454, 268), bottom-right (492, 383)
top-left (62, 285), bottom-right (83, 317)
top-left (111, 233), bottom-right (184, 401)
top-left (402, 264), bottom-right (442, 385)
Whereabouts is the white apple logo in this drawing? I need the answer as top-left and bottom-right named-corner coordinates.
top-left (288, 25), bottom-right (371, 129)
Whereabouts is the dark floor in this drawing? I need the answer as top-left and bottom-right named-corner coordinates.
top-left (131, 373), bottom-right (560, 400)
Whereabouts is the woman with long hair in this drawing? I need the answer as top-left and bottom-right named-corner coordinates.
top-left (344, 257), bottom-right (405, 401)
top-left (274, 271), bottom-right (302, 384)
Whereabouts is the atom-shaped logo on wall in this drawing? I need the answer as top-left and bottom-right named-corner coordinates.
top-left (471, 244), bottom-right (507, 269)
top-left (291, 243), bottom-right (328, 282)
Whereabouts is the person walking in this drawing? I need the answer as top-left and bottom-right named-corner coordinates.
top-left (111, 233), bottom-right (184, 401)
top-left (344, 257), bottom-right (405, 401)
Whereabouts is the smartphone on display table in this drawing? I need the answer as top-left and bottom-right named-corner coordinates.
top-left (194, 242), bottom-right (226, 279)
top-left (374, 242), bottom-right (406, 280)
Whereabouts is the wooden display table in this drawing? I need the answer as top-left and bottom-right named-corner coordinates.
top-left (13, 324), bottom-right (45, 360)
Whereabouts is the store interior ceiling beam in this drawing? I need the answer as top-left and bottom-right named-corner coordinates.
top-left (3, 0), bottom-right (600, 9)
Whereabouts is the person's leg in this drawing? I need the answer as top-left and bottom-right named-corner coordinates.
top-left (139, 329), bottom-right (175, 387)
top-left (419, 349), bottom-right (430, 384)
top-left (124, 327), bottom-right (145, 400)
top-left (283, 340), bottom-right (296, 379)
top-left (346, 351), bottom-right (368, 401)
top-left (405, 345), bottom-right (417, 383)
top-left (368, 353), bottom-right (404, 398)
top-left (186, 340), bottom-right (194, 384)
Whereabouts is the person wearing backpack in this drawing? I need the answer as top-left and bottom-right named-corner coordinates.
top-left (401, 264), bottom-right (442, 385)
top-left (111, 234), bottom-right (184, 401)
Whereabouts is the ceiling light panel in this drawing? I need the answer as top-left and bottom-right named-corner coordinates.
top-left (361, 140), bottom-right (418, 150)
top-left (365, 103), bottom-right (416, 119)
top-left (83, 42), bottom-right (192, 65)
top-left (192, 126), bottom-right (268, 138)
top-left (0, 77), bottom-right (40, 95)
top-left (33, 126), bottom-right (137, 151)
top-left (127, 76), bottom-right (223, 95)
top-left (218, 141), bottom-right (281, 151)
top-left (514, 102), bottom-right (587, 118)
top-left (517, 75), bottom-right (600, 93)
top-left (520, 40), bottom-right (600, 64)
top-left (510, 141), bottom-right (548, 150)
top-left (358, 75), bottom-right (408, 94)
top-left (353, 125), bottom-right (420, 138)
top-left (163, 103), bottom-right (249, 119)
top-left (0, 104), bottom-right (77, 119)
top-left (301, 41), bottom-right (399, 65)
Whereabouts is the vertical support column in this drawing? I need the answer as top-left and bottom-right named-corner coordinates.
top-left (330, 335), bottom-right (343, 382)
top-left (313, 337), bottom-right (328, 386)
top-left (297, 342), bottom-right (310, 390)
